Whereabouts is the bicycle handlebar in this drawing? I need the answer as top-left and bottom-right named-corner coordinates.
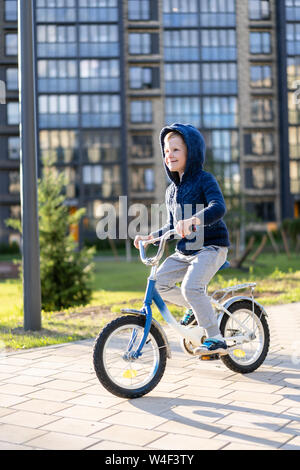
top-left (138, 229), bottom-right (177, 266)
top-left (138, 223), bottom-right (200, 266)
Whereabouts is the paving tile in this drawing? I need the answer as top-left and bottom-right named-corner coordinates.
top-left (103, 411), bottom-right (168, 429)
top-left (0, 383), bottom-right (40, 396)
top-left (25, 431), bottom-right (100, 450)
top-left (0, 407), bottom-right (16, 418)
top-left (0, 410), bottom-right (60, 428)
top-left (13, 399), bottom-right (73, 415)
top-left (222, 381), bottom-right (283, 394)
top-left (217, 426), bottom-right (292, 448)
top-left (48, 371), bottom-right (95, 382)
top-left (40, 417), bottom-right (109, 437)
top-left (153, 418), bottom-right (228, 439)
top-left (90, 424), bottom-right (165, 447)
top-left (22, 367), bottom-right (59, 378)
top-left (148, 432), bottom-right (227, 450)
top-left (0, 423), bottom-right (46, 445)
top-left (26, 388), bottom-right (82, 402)
top-left (214, 411), bottom-right (290, 431)
top-left (222, 390), bottom-right (283, 405)
top-left (0, 441), bottom-right (36, 450)
top-left (0, 393), bottom-right (29, 408)
top-left (280, 436), bottom-right (300, 450)
top-left (39, 379), bottom-right (90, 392)
top-left (3, 375), bottom-right (53, 387)
top-left (87, 440), bottom-right (145, 450)
top-left (66, 393), bottom-right (126, 409)
top-left (223, 442), bottom-right (274, 450)
top-left (54, 405), bottom-right (119, 421)
top-left (174, 385), bottom-right (233, 399)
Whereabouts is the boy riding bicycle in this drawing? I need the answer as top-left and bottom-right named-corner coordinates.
top-left (134, 123), bottom-right (230, 356)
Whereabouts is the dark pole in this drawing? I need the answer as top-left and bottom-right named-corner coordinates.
top-left (18, 0), bottom-right (41, 330)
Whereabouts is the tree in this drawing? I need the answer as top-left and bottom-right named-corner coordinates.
top-left (6, 158), bottom-right (95, 311)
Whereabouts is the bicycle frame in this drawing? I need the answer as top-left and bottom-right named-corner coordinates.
top-left (122, 230), bottom-right (264, 360)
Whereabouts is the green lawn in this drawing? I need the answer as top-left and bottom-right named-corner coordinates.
top-left (1, 251), bottom-right (300, 350)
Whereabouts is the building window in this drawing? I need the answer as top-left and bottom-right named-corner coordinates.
top-left (4, 0), bottom-right (17, 21)
top-left (251, 97), bottom-right (273, 122)
top-left (37, 25), bottom-right (77, 57)
top-left (8, 136), bottom-right (20, 159)
top-left (130, 135), bottom-right (153, 159)
top-left (165, 63), bottom-right (200, 94)
top-left (287, 57), bottom-right (300, 89)
top-left (203, 130), bottom-right (239, 163)
top-left (7, 102), bottom-right (19, 125)
top-left (202, 97), bottom-right (238, 128)
top-left (39, 94), bottom-right (79, 128)
top-left (164, 29), bottom-right (199, 60)
top-left (286, 23), bottom-right (300, 55)
top-left (244, 132), bottom-right (274, 155)
top-left (81, 94), bottom-right (120, 127)
top-left (130, 100), bottom-right (152, 122)
top-left (246, 200), bottom-right (276, 221)
top-left (36, 0), bottom-right (76, 23)
top-left (248, 0), bottom-right (270, 20)
top-left (286, 0), bottom-right (300, 21)
top-left (163, 0), bottom-right (198, 27)
top-left (165, 97), bottom-right (201, 127)
top-left (128, 0), bottom-right (150, 20)
top-left (83, 165), bottom-right (121, 198)
top-left (79, 24), bottom-right (119, 57)
top-left (290, 160), bottom-right (300, 194)
top-left (212, 162), bottom-right (240, 195)
top-left (201, 29), bottom-right (236, 61)
top-left (83, 165), bottom-right (103, 184)
top-left (245, 166), bottom-right (275, 190)
top-left (39, 130), bottom-right (79, 164)
top-left (249, 31), bottom-right (271, 54)
top-left (6, 68), bottom-right (18, 90)
top-left (80, 59), bottom-right (120, 92)
top-left (288, 92), bottom-right (300, 124)
top-left (5, 34), bottom-right (18, 56)
top-left (289, 126), bottom-right (300, 159)
top-left (199, 0), bottom-right (236, 27)
top-left (37, 59), bottom-right (77, 92)
top-left (9, 171), bottom-right (20, 194)
top-left (129, 66), bottom-right (159, 89)
top-left (129, 33), bottom-right (159, 55)
top-left (131, 166), bottom-right (155, 192)
top-left (82, 130), bottom-right (121, 163)
top-left (78, 0), bottom-right (118, 22)
top-left (202, 62), bottom-right (237, 94)
top-left (250, 64), bottom-right (272, 88)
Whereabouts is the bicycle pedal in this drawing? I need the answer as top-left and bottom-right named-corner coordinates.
top-left (200, 353), bottom-right (220, 361)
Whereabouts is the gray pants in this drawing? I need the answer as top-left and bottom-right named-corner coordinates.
top-left (156, 246), bottom-right (228, 337)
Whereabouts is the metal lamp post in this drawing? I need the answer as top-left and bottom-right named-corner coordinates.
top-left (18, 0), bottom-right (41, 330)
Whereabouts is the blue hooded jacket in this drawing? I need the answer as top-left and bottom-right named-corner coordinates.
top-left (151, 123), bottom-right (230, 254)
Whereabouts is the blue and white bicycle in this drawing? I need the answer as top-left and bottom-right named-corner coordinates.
top-left (93, 229), bottom-right (270, 399)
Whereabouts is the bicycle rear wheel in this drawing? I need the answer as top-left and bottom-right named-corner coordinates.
top-left (220, 300), bottom-right (270, 374)
top-left (93, 315), bottom-right (168, 399)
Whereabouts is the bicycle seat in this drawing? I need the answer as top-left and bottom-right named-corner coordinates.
top-left (218, 260), bottom-right (230, 271)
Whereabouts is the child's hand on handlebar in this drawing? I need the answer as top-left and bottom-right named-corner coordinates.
top-left (134, 234), bottom-right (154, 249)
top-left (175, 217), bottom-right (201, 238)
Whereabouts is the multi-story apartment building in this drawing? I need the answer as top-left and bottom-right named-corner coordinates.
top-left (0, 0), bottom-right (298, 246)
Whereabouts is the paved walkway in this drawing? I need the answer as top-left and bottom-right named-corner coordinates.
top-left (0, 302), bottom-right (300, 450)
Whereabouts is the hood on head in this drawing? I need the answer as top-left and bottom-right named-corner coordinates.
top-left (160, 123), bottom-right (206, 185)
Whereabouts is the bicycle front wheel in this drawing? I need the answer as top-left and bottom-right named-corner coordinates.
top-left (93, 315), bottom-right (168, 399)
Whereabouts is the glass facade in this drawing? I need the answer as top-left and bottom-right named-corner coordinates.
top-left (163, 1), bottom-right (239, 198)
top-left (285, 0), bottom-right (300, 196)
top-left (34, 0), bottom-right (122, 239)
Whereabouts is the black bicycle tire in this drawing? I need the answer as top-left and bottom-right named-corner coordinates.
top-left (93, 315), bottom-right (168, 399)
top-left (220, 300), bottom-right (270, 374)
